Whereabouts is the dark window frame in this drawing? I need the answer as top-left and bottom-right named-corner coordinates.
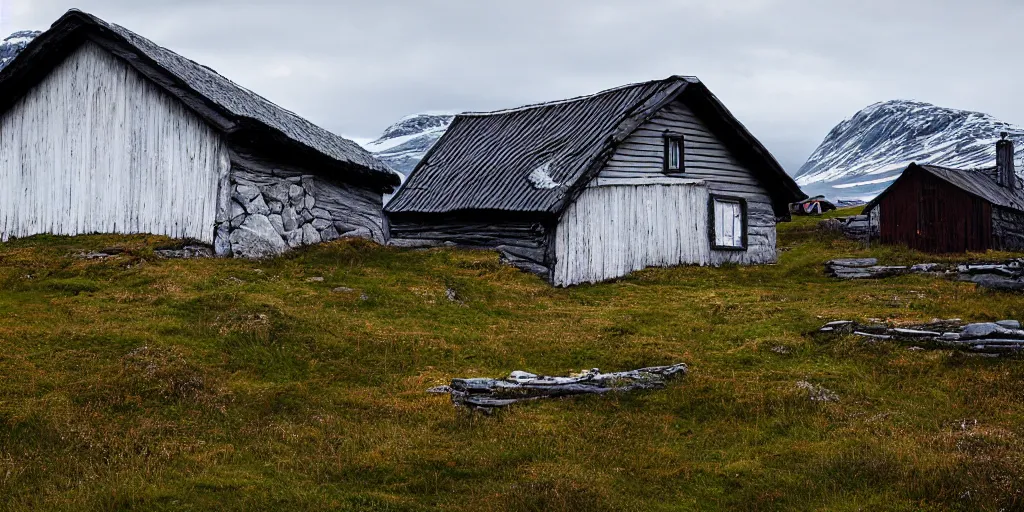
top-left (663, 132), bottom-right (685, 173)
top-left (708, 195), bottom-right (749, 251)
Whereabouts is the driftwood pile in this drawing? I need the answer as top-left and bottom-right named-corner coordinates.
top-left (825, 258), bottom-right (1024, 291)
top-left (819, 319), bottom-right (1024, 354)
top-left (428, 364), bottom-right (688, 412)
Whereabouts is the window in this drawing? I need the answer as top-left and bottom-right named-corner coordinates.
top-left (664, 134), bottom-right (684, 173)
top-left (709, 196), bottom-right (747, 250)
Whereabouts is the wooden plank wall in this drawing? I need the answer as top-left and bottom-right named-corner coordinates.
top-left (0, 42), bottom-right (228, 243)
top-left (553, 183), bottom-right (711, 287)
top-left (879, 171), bottom-right (991, 253)
top-left (595, 99), bottom-right (777, 265)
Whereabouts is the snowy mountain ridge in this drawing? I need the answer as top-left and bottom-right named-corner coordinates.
top-left (0, 30), bottom-right (40, 71)
top-left (363, 113), bottom-right (454, 179)
top-left (795, 100), bottom-right (1024, 202)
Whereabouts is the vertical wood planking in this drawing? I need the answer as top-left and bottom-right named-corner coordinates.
top-left (0, 42), bottom-right (227, 243)
top-left (553, 183), bottom-right (711, 287)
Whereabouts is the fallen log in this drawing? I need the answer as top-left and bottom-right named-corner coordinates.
top-left (428, 364), bottom-right (688, 411)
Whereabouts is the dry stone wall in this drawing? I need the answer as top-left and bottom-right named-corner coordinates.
top-left (218, 165), bottom-right (386, 259)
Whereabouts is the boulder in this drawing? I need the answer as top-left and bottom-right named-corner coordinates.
top-left (234, 184), bottom-right (260, 202)
top-left (302, 224), bottom-right (322, 245)
top-left (262, 183), bottom-right (291, 205)
top-left (289, 185), bottom-right (305, 206)
top-left (304, 195), bottom-right (316, 211)
top-left (311, 207), bottom-right (332, 220)
top-left (268, 214), bottom-right (285, 235)
top-left (244, 194), bottom-right (271, 216)
top-left (282, 207), bottom-right (300, 232)
top-left (266, 200), bottom-right (284, 215)
top-left (229, 215), bottom-right (289, 259)
top-left (285, 229), bottom-right (303, 248)
top-left (311, 218), bottom-right (333, 231)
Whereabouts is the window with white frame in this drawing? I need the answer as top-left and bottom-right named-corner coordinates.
top-left (664, 134), bottom-right (684, 173)
top-left (710, 196), bottom-right (747, 250)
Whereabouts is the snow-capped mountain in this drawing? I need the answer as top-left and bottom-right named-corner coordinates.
top-left (0, 30), bottom-right (39, 71)
top-left (795, 100), bottom-right (1024, 202)
top-left (363, 113), bottom-right (453, 179)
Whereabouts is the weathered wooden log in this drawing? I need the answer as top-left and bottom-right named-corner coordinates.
top-left (428, 364), bottom-right (688, 411)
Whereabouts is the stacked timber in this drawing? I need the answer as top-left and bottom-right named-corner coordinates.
top-left (819, 319), bottom-right (1024, 354)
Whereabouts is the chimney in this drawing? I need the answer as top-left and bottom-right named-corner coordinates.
top-left (997, 132), bottom-right (1015, 190)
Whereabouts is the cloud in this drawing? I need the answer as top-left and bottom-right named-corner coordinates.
top-left (4, 0), bottom-right (1024, 173)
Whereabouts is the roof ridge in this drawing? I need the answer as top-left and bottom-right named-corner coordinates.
top-left (460, 75), bottom-right (698, 118)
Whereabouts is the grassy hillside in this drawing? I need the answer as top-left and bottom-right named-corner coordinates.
top-left (3, 208), bottom-right (1024, 511)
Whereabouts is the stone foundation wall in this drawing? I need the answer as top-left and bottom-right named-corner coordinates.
top-left (217, 165), bottom-right (386, 259)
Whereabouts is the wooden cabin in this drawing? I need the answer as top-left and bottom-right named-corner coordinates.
top-left (386, 76), bottom-right (806, 286)
top-left (0, 10), bottom-right (398, 258)
top-left (863, 137), bottom-right (1024, 253)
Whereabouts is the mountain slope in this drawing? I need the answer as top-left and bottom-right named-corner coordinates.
top-left (0, 30), bottom-right (39, 71)
top-left (363, 113), bottom-right (453, 179)
top-left (795, 100), bottom-right (1024, 202)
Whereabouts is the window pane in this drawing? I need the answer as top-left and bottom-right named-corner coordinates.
top-left (713, 199), bottom-right (744, 248)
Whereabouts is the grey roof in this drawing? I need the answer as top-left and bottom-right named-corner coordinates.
top-left (865, 164), bottom-right (1024, 213)
top-left (0, 10), bottom-right (398, 190)
top-left (387, 76), bottom-right (804, 216)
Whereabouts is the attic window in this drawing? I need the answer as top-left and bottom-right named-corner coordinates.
top-left (664, 134), bottom-right (684, 173)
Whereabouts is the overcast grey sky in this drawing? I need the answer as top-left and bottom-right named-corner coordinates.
top-left (2, 0), bottom-right (1022, 173)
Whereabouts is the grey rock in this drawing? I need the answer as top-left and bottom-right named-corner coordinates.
top-left (311, 218), bottom-right (333, 231)
top-left (230, 200), bottom-right (246, 220)
top-left (267, 200), bottom-right (284, 215)
top-left (230, 214), bottom-right (246, 229)
top-left (320, 226), bottom-right (340, 242)
top-left (229, 215), bottom-right (289, 259)
top-left (300, 209), bottom-right (315, 224)
top-left (234, 184), bottom-right (260, 202)
top-left (960, 323), bottom-right (1004, 339)
top-left (306, 277), bottom-right (325, 283)
top-left (244, 194), bottom-right (271, 216)
top-left (302, 224), bottom-right (322, 245)
top-left (340, 227), bottom-right (372, 239)
top-left (268, 214), bottom-right (285, 235)
top-left (311, 207), bottom-right (332, 220)
top-left (282, 207), bottom-right (300, 232)
top-left (263, 183), bottom-right (291, 205)
top-left (214, 224), bottom-right (232, 257)
top-left (997, 320), bottom-right (1022, 329)
top-left (304, 195), bottom-right (316, 211)
top-left (156, 245), bottom-right (214, 259)
top-left (289, 184), bottom-right (305, 205)
top-left (285, 230), bottom-right (303, 248)
top-left (332, 287), bottom-right (356, 294)
top-left (827, 258), bottom-right (878, 268)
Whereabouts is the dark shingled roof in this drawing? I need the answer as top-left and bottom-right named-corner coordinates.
top-left (387, 76), bottom-right (804, 216)
top-left (0, 9), bottom-right (398, 191)
top-left (864, 164), bottom-right (1024, 213)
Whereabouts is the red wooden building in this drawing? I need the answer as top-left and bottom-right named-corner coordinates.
top-left (863, 138), bottom-right (1024, 253)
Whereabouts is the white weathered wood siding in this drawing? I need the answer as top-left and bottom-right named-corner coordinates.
top-left (553, 181), bottom-right (711, 287)
top-left (0, 42), bottom-right (228, 243)
top-left (596, 99), bottom-right (777, 265)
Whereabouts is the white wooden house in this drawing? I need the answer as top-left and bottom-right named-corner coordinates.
top-left (0, 10), bottom-right (399, 257)
top-left (386, 76), bottom-right (805, 286)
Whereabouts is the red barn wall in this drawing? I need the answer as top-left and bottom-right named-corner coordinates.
top-left (878, 169), bottom-right (991, 253)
